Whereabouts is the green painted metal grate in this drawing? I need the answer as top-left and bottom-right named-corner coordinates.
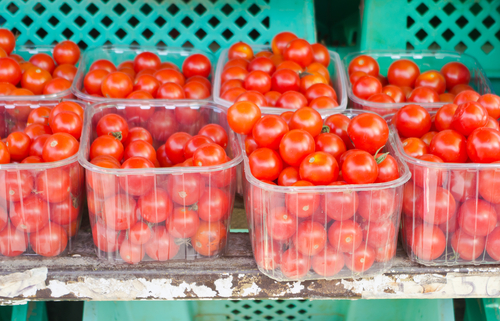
top-left (0, 0), bottom-right (316, 54)
top-left (360, 0), bottom-right (500, 77)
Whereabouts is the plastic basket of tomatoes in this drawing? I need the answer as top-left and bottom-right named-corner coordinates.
top-left (71, 45), bottom-right (215, 104)
top-left (0, 28), bottom-right (81, 100)
top-left (213, 33), bottom-right (347, 116)
top-left (227, 100), bottom-right (410, 280)
top-left (78, 100), bottom-right (243, 264)
top-left (0, 99), bottom-right (86, 257)
top-left (390, 95), bottom-right (500, 266)
top-left (343, 50), bottom-right (492, 116)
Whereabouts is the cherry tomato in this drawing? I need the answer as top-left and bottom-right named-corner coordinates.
top-left (311, 43), bottom-right (330, 67)
top-left (382, 85), bottom-right (406, 103)
top-left (0, 57), bottom-right (21, 85)
top-left (275, 91), bottom-right (308, 109)
top-left (135, 188), bottom-right (173, 224)
top-left (133, 51), bottom-right (161, 73)
top-left (411, 224), bottom-right (446, 261)
top-left (328, 219), bottom-right (362, 253)
top-left (285, 180), bottom-right (319, 218)
top-left (120, 238), bottom-right (145, 264)
top-left (0, 141), bottom-right (10, 164)
top-left (119, 157), bottom-right (155, 196)
top-left (352, 75), bottom-right (382, 100)
top-left (247, 56), bottom-right (275, 75)
top-left (164, 172), bottom-right (206, 207)
top-left (166, 207), bottom-right (200, 238)
top-left (367, 93), bottom-right (395, 103)
top-left (300, 73), bottom-right (328, 93)
top-left (254, 239), bottom-right (282, 271)
top-left (344, 243), bottom-right (376, 272)
top-left (458, 199), bottom-right (497, 237)
top-left (292, 221), bottom-right (327, 256)
top-left (0, 169), bottom-right (33, 202)
top-left (124, 140), bottom-right (157, 164)
top-left (414, 70), bottom-right (446, 94)
top-left (221, 66), bottom-right (248, 84)
top-left (182, 135), bottom-right (213, 160)
top-left (277, 61), bottom-right (303, 73)
top-left (451, 84), bottom-right (474, 95)
top-left (122, 127), bottom-right (153, 147)
top-left (51, 40), bottom-right (80, 65)
top-left (224, 58), bottom-right (249, 71)
top-left (29, 53), bottom-right (55, 73)
top-left (228, 42), bottom-right (254, 60)
top-left (243, 70), bottom-right (271, 94)
top-left (163, 132), bottom-right (191, 164)
top-left (439, 93), bottom-right (456, 102)
top-left (147, 110), bottom-right (177, 142)
top-left (36, 168), bottom-right (70, 203)
top-left (282, 39), bottom-right (314, 68)
top-left (251, 115), bottom-right (288, 150)
top-left (454, 90), bottom-right (480, 105)
top-left (410, 154), bottom-right (444, 189)
top-left (349, 71), bottom-right (367, 85)
top-left (362, 220), bottom-right (396, 249)
top-left (486, 227), bottom-right (500, 260)
top-left (83, 69), bottom-right (109, 95)
top-left (101, 193), bottom-right (138, 230)
top-left (280, 249), bottom-right (311, 279)
top-left (403, 137), bottom-right (429, 158)
top-left (324, 114), bottom-right (353, 149)
top-left (193, 143), bottom-right (226, 167)
top-left (441, 62), bottom-right (471, 91)
top-left (6, 132), bottom-right (30, 161)
top-left (289, 107), bottom-right (322, 137)
top-left (347, 113), bottom-right (388, 155)
top-left (415, 186), bottom-right (455, 225)
top-left (271, 32), bottom-right (298, 55)
top-left (184, 80), bottom-right (210, 99)
top-left (394, 104), bottom-right (432, 138)
top-left (357, 189), bottom-right (395, 222)
top-left (96, 113), bottom-right (129, 142)
top-left (221, 79), bottom-right (243, 94)
top-left (320, 182), bottom-right (357, 221)
top-left (248, 147), bottom-right (283, 181)
top-left (10, 195), bottom-right (49, 233)
top-left (198, 187), bottom-right (229, 222)
top-left (132, 74), bottom-right (159, 97)
top-left (0, 224), bottom-right (27, 257)
top-left (180, 53), bottom-right (211, 78)
top-left (408, 87), bottom-right (440, 103)
top-left (478, 94), bottom-right (500, 118)
top-left (101, 72), bottom-right (133, 98)
top-left (434, 103), bottom-right (458, 131)
top-left (314, 133), bottom-right (346, 163)
top-left (375, 154), bottom-right (399, 182)
top-left (299, 152), bottom-right (338, 185)
top-left (278, 167), bottom-right (300, 186)
top-left (305, 83), bottom-right (337, 103)
top-left (21, 67), bottom-right (52, 94)
top-left (348, 55), bottom-right (379, 77)
top-left (271, 68), bottom-right (300, 93)
top-left (451, 101), bottom-right (488, 137)
top-left (0, 29), bottom-right (15, 55)
top-left (144, 226), bottom-right (179, 261)
top-left (90, 135), bottom-right (124, 161)
top-left (43, 77), bottom-right (73, 96)
top-left (50, 111), bottom-right (82, 140)
top-left (387, 59), bottom-right (420, 87)
top-left (236, 90), bottom-right (267, 107)
top-left (49, 196), bottom-right (80, 225)
top-left (227, 101), bottom-right (261, 135)
top-left (186, 75), bottom-right (212, 91)
top-left (429, 129), bottom-right (468, 163)
top-left (467, 128), bottom-right (500, 163)
top-left (197, 124), bottom-right (227, 149)
top-left (342, 150), bottom-right (378, 184)
top-left (451, 229), bottom-right (485, 261)
top-left (192, 221), bottom-right (227, 257)
top-left (279, 129), bottom-right (315, 167)
top-left (29, 222), bottom-right (68, 257)
top-left (89, 59), bottom-right (116, 73)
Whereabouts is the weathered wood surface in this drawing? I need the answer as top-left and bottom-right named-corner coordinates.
top-left (1, 198), bottom-right (500, 301)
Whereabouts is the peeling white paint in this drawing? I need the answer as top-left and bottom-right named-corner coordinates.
top-left (0, 267), bottom-right (47, 298)
top-left (214, 275), bottom-right (233, 297)
top-left (241, 283), bottom-right (262, 297)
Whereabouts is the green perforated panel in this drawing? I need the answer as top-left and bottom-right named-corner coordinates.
top-left (360, 0), bottom-right (500, 77)
top-left (0, 0), bottom-right (316, 54)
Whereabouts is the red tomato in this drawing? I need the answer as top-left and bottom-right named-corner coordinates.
top-left (163, 132), bottom-right (191, 164)
top-left (271, 68), bottom-right (300, 93)
top-left (310, 96), bottom-right (339, 109)
top-left (221, 79), bottom-right (243, 94)
top-left (228, 42), bottom-right (254, 60)
top-left (440, 93), bottom-right (456, 102)
top-left (124, 140), bottom-right (157, 164)
top-left (50, 111), bottom-right (82, 140)
top-left (42, 78), bottom-right (71, 95)
top-left (382, 85), bottom-right (406, 103)
top-left (53, 41), bottom-right (80, 65)
top-left (248, 147), bottom-right (283, 181)
top-left (324, 114), bottom-right (354, 150)
top-left (36, 168), bottom-right (70, 203)
top-left (280, 249), bottom-right (311, 279)
top-left (311, 246), bottom-right (344, 276)
top-left (293, 220), bottom-right (327, 256)
top-left (120, 238), bottom-right (145, 264)
top-left (311, 43), bottom-right (330, 67)
top-left (441, 62), bottom-right (471, 91)
top-left (411, 224), bottom-right (446, 261)
top-left (182, 53), bottom-right (211, 78)
top-left (289, 107), bottom-right (323, 137)
top-left (193, 143), bottom-right (226, 167)
top-left (367, 93), bottom-right (395, 103)
top-left (271, 32), bottom-right (298, 55)
top-left (315, 133), bottom-right (346, 163)
top-left (198, 187), bottom-right (229, 222)
top-left (434, 103), bottom-right (458, 131)
top-left (0, 141), bottom-right (9, 164)
top-left (429, 129), bottom-right (468, 163)
top-left (486, 227), bottom-right (500, 260)
top-left (321, 182), bottom-right (358, 221)
top-left (299, 73), bottom-right (328, 93)
top-left (285, 181), bottom-right (320, 218)
top-left (375, 154), bottom-right (399, 182)
top-left (363, 220), bottom-right (396, 249)
top-left (421, 131), bottom-right (438, 146)
top-left (299, 152), bottom-right (338, 185)
top-left (182, 135), bottom-right (212, 159)
top-left (352, 75), bottom-right (382, 100)
top-left (165, 173), bottom-right (205, 206)
top-left (96, 113), bottom-right (129, 142)
top-left (278, 167), bottom-right (300, 186)
top-left (0, 57), bottom-right (21, 85)
top-left (451, 84), bottom-right (474, 95)
top-left (243, 70), bottom-right (271, 94)
top-left (279, 129), bottom-right (315, 167)
top-left (344, 243), bottom-right (376, 272)
top-left (415, 186), bottom-right (456, 225)
top-left (348, 55), bottom-right (379, 77)
top-left (252, 115), bottom-right (288, 150)
top-left (415, 70), bottom-right (446, 94)
top-left (29, 222), bottom-right (68, 257)
top-left (6, 132), bottom-right (31, 161)
top-left (448, 169), bottom-right (476, 203)
top-left (224, 58), bottom-right (249, 70)
top-left (342, 150), bottom-right (378, 184)
top-left (357, 189), bottom-right (395, 222)
top-left (136, 188), bottom-right (173, 224)
top-left (411, 154), bottom-right (444, 188)
top-left (478, 94), bottom-right (500, 119)
top-left (227, 101), bottom-right (261, 135)
top-left (147, 110), bottom-right (177, 142)
top-left (101, 193), bottom-right (137, 230)
top-left (253, 239), bottom-right (282, 271)
top-left (83, 69), bottom-right (109, 95)
top-left (144, 226), bottom-right (179, 261)
top-left (282, 39), bottom-right (313, 68)
top-left (276, 60), bottom-right (303, 73)
top-left (247, 56), bottom-right (275, 74)
top-left (305, 83), bottom-right (337, 103)
top-left (198, 124), bottom-right (228, 149)
top-left (0, 169), bottom-right (33, 202)
top-left (458, 199), bottom-right (497, 237)
top-left (49, 196), bottom-right (80, 225)
top-left (349, 71), bottom-right (367, 84)
top-left (101, 72), bottom-right (133, 98)
top-left (133, 51), bottom-right (161, 73)
top-left (451, 101), bottom-right (488, 137)
top-left (328, 219), bottom-right (362, 253)
top-left (0, 224), bottom-right (27, 257)
top-left (183, 80), bottom-right (210, 99)
top-left (166, 207), bottom-right (200, 238)
top-left (454, 90), bottom-right (480, 105)
top-left (236, 90), bottom-right (267, 107)
top-left (387, 59), bottom-right (420, 87)
top-left (192, 221), bottom-right (227, 257)
top-left (403, 137), bottom-right (429, 158)
top-left (347, 113), bottom-right (388, 155)
top-left (153, 69), bottom-right (185, 86)
top-left (122, 127), bottom-right (153, 146)
top-left (186, 75), bottom-right (211, 91)
top-left (275, 91), bottom-right (308, 109)
top-left (407, 87), bottom-right (440, 103)
top-left (119, 157), bottom-right (155, 196)
top-left (156, 82), bottom-right (185, 99)
top-left (221, 66), bottom-right (248, 84)
top-left (451, 229), bottom-right (485, 261)
top-left (10, 195), bottom-right (49, 233)
top-left (484, 116), bottom-right (500, 131)
top-left (0, 29), bottom-right (15, 55)
top-left (394, 104), bottom-right (432, 138)
top-left (89, 59), bottom-right (116, 73)
top-left (90, 135), bottom-right (124, 161)
top-left (467, 128), bottom-right (500, 163)
top-left (21, 67), bottom-right (52, 94)
top-left (29, 53), bottom-right (55, 73)
top-left (133, 74), bottom-right (160, 97)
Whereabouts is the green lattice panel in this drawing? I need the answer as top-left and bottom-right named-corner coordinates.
top-left (360, 0), bottom-right (500, 77)
top-left (0, 0), bottom-right (316, 54)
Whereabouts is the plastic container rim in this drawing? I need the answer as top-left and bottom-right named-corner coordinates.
top-left (78, 99), bottom-right (243, 175)
top-left (0, 98), bottom-right (87, 170)
top-left (240, 110), bottom-right (411, 193)
top-left (343, 49), bottom-right (493, 110)
top-left (213, 44), bottom-right (348, 115)
top-left (71, 44), bottom-right (217, 103)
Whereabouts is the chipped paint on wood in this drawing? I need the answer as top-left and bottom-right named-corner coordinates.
top-left (0, 267), bottom-right (47, 298)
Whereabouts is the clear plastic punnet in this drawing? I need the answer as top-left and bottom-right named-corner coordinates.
top-left (2, 45), bottom-right (78, 101)
top-left (391, 113), bottom-right (500, 266)
top-left (71, 45), bottom-right (216, 104)
top-left (241, 110), bottom-right (411, 281)
top-left (343, 50), bottom-right (492, 116)
top-left (79, 100), bottom-right (243, 263)
top-left (0, 99), bottom-right (86, 258)
top-left (213, 45), bottom-right (348, 116)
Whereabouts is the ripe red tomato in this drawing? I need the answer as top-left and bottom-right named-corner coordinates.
top-left (89, 59), bottom-right (116, 73)
top-left (451, 229), bottom-right (485, 261)
top-left (357, 189), bottom-right (395, 222)
top-left (415, 186), bottom-right (455, 225)
top-left (248, 147), bottom-right (283, 181)
top-left (251, 115), bottom-right (288, 150)
top-left (193, 143), bottom-right (226, 167)
top-left (221, 79), bottom-right (244, 94)
top-left (280, 249), bottom-right (311, 279)
top-left (182, 53), bottom-right (211, 78)
top-left (382, 85), bottom-right (406, 103)
top-left (394, 104), bottom-right (432, 138)
top-left (122, 127), bottom-right (153, 146)
top-left (29, 53), bottom-right (55, 73)
top-left (49, 196), bottom-right (80, 225)
top-left (315, 133), bottom-right (346, 163)
top-left (411, 224), bottom-right (446, 261)
top-left (344, 243), bottom-right (376, 272)
top-left (415, 70), bottom-right (446, 94)
top-left (90, 135), bottom-right (124, 161)
top-left (321, 182), bottom-right (358, 221)
top-left (279, 129), bottom-right (315, 167)
top-left (132, 74), bottom-right (160, 97)
top-left (408, 87), bottom-right (440, 103)
top-left (228, 42), bottom-right (254, 60)
top-left (289, 107), bottom-right (323, 137)
top-left (10, 195), bottom-right (49, 233)
top-left (192, 221), bottom-right (227, 257)
top-left (324, 114), bottom-right (354, 150)
top-left (0, 224), bottom-right (27, 257)
top-left (441, 62), bottom-right (471, 91)
top-left (486, 227), bottom-right (500, 260)
top-left (144, 226), bottom-right (179, 261)
top-left (347, 113), bottom-right (389, 155)
top-left (367, 93), bottom-right (395, 103)
top-left (155, 82), bottom-right (185, 99)
top-left (198, 124), bottom-right (228, 149)
top-left (224, 58), bottom-right (249, 70)
top-left (403, 137), bottom-right (429, 158)
top-left (133, 51), bottom-right (161, 73)
top-left (253, 239), bottom-right (281, 271)
top-left (282, 39), bottom-right (313, 68)
top-left (0, 169), bottom-right (33, 202)
top-left (36, 168), bottom-right (70, 203)
top-left (278, 167), bottom-right (300, 186)
top-left (221, 66), bottom-right (248, 85)
top-left (342, 150), bottom-right (378, 184)
top-left (136, 188), bottom-right (173, 224)
top-left (120, 238), bottom-right (145, 263)
top-left (421, 131), bottom-right (438, 146)
top-left (454, 90), bottom-right (480, 105)
top-left (165, 173), bottom-right (205, 206)
top-left (293, 221), bottom-right (327, 256)
top-left (0, 57), bottom-right (21, 85)
top-left (299, 152), bottom-right (339, 185)
top-left (101, 72), bottom-right (133, 98)
top-left (467, 128), bottom-right (500, 163)
top-left (275, 91), bottom-right (307, 109)
top-left (451, 101), bottom-right (488, 137)
top-left (304, 83), bottom-right (337, 103)
top-left (183, 80), bottom-right (210, 99)
top-left (227, 101), bottom-right (261, 135)
top-left (352, 75), bottom-right (382, 100)
top-left (434, 103), bottom-right (458, 131)
top-left (248, 56), bottom-right (275, 75)
top-left (21, 67), bottom-right (52, 94)
top-left (123, 140), bottom-right (157, 164)
top-left (311, 246), bottom-right (344, 276)
top-left (478, 94), bottom-right (500, 119)
top-left (50, 111), bottom-right (82, 140)
top-left (163, 132), bottom-right (191, 164)
top-left (387, 59), bottom-right (420, 87)
top-left (362, 220), bottom-right (396, 249)
top-left (328, 220), bottom-right (362, 253)
top-left (6, 131), bottom-right (31, 161)
top-left (429, 129), bottom-right (468, 163)
top-left (29, 222), bottom-right (68, 257)
top-left (348, 55), bottom-right (379, 77)
top-left (53, 41), bottom-right (80, 66)
top-left (119, 157), bottom-right (155, 196)
top-left (147, 110), bottom-right (177, 142)
top-left (271, 32), bottom-right (298, 55)
top-left (243, 70), bottom-right (271, 94)
top-left (166, 207), bottom-right (200, 238)
top-left (458, 199), bottom-right (497, 237)
top-left (198, 187), bottom-right (229, 222)
top-left (285, 180), bottom-right (320, 218)
top-left (42, 78), bottom-right (72, 95)
top-left (410, 154), bottom-right (444, 188)
top-left (96, 113), bottom-right (129, 142)
top-left (153, 68), bottom-right (185, 86)
top-left (101, 193), bottom-right (137, 230)
top-left (478, 161), bottom-right (500, 204)
top-left (0, 29), bottom-right (15, 55)
top-left (84, 69), bottom-right (109, 95)
top-left (271, 68), bottom-right (300, 93)
top-left (0, 141), bottom-right (9, 164)
top-left (236, 90), bottom-right (267, 107)
top-left (375, 154), bottom-right (399, 182)
top-left (311, 43), bottom-right (330, 67)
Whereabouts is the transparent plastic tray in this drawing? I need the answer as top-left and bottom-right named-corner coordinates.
top-left (79, 100), bottom-right (243, 263)
top-left (0, 99), bottom-right (86, 257)
top-left (343, 50), bottom-right (492, 116)
top-left (241, 110), bottom-right (410, 281)
top-left (213, 45), bottom-right (347, 115)
top-left (71, 45), bottom-right (216, 104)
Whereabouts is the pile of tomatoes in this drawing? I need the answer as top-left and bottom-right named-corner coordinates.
top-left (392, 93), bottom-right (500, 263)
top-left (0, 101), bottom-right (85, 257)
top-left (228, 101), bottom-right (405, 279)
top-left (80, 51), bottom-right (212, 100)
top-left (0, 28), bottom-right (80, 97)
top-left (219, 32), bottom-right (340, 110)
top-left (85, 107), bottom-right (237, 264)
top-left (348, 54), bottom-right (473, 113)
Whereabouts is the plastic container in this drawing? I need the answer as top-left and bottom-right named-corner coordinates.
top-left (344, 50), bottom-right (492, 116)
top-left (79, 100), bottom-right (243, 263)
top-left (391, 114), bottom-right (500, 266)
top-left (213, 45), bottom-right (348, 116)
top-left (0, 99), bottom-right (86, 258)
top-left (241, 110), bottom-right (410, 281)
top-left (360, 0), bottom-right (500, 78)
top-left (2, 45), bottom-right (76, 101)
top-left (71, 45), bottom-right (216, 104)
